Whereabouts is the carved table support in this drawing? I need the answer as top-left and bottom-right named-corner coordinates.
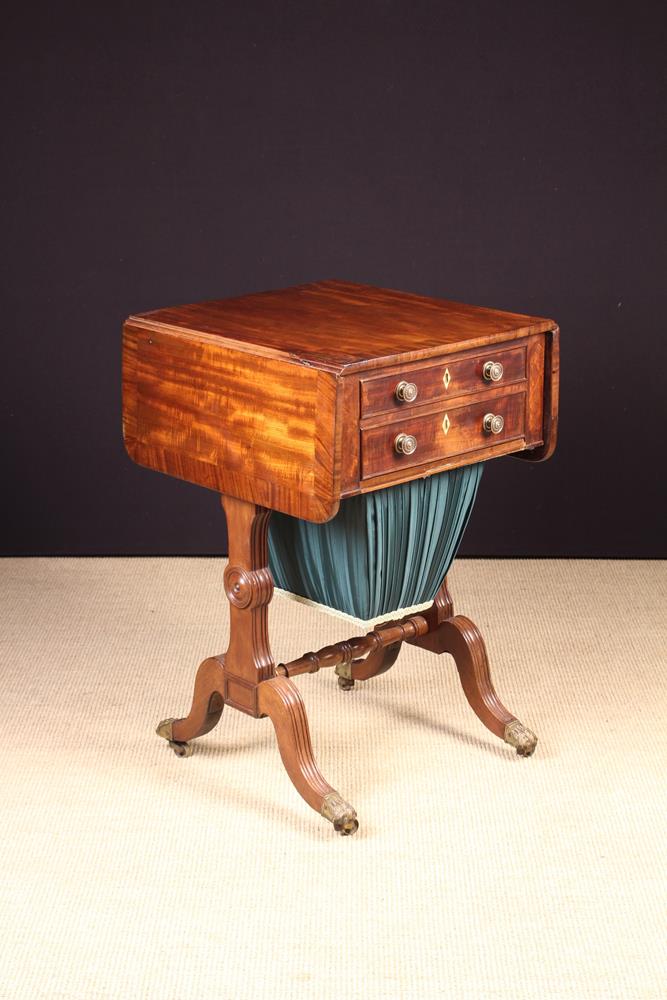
top-left (156, 495), bottom-right (359, 835)
top-left (277, 615), bottom-right (428, 678)
top-left (257, 676), bottom-right (358, 834)
top-left (156, 655), bottom-right (225, 754)
top-left (157, 499), bottom-right (537, 837)
top-left (407, 581), bottom-right (538, 756)
top-left (336, 578), bottom-right (455, 691)
top-left (320, 577), bottom-right (538, 757)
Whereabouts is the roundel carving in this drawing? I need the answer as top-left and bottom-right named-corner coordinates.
top-left (224, 565), bottom-right (273, 608)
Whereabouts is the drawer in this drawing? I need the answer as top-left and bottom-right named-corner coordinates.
top-left (361, 391), bottom-right (525, 480)
top-left (360, 343), bottom-right (526, 416)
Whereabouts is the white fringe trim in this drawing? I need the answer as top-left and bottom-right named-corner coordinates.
top-left (273, 587), bottom-right (433, 631)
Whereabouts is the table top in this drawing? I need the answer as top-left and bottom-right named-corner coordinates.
top-left (131, 279), bottom-right (556, 374)
top-left (123, 280), bottom-right (558, 522)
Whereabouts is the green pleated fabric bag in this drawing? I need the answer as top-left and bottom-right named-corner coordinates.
top-left (268, 463), bottom-right (483, 620)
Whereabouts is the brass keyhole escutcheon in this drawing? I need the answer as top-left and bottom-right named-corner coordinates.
top-left (443, 368), bottom-right (451, 390)
top-left (442, 413), bottom-right (451, 435)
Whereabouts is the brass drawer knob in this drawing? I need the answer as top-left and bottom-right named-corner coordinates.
top-left (394, 433), bottom-right (418, 456)
top-left (395, 380), bottom-right (418, 403)
top-left (483, 413), bottom-right (505, 435)
top-left (483, 360), bottom-right (504, 382)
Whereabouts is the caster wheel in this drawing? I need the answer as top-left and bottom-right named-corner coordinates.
top-left (504, 721), bottom-right (537, 757)
top-left (337, 675), bottom-right (355, 691)
top-left (334, 816), bottom-right (359, 836)
top-left (168, 740), bottom-right (193, 758)
top-left (322, 792), bottom-right (359, 835)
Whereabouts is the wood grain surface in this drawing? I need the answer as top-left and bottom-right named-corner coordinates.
top-left (122, 281), bottom-right (558, 519)
top-left (360, 342), bottom-right (527, 416)
top-left (361, 388), bottom-right (527, 480)
top-left (129, 279), bottom-right (556, 373)
top-left (122, 323), bottom-right (341, 521)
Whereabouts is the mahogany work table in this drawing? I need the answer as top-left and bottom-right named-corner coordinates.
top-left (122, 280), bottom-right (559, 835)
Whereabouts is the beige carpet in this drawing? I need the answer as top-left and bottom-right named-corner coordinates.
top-left (0, 558), bottom-right (665, 1000)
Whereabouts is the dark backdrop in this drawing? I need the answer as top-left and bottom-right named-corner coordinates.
top-left (2, 1), bottom-right (665, 557)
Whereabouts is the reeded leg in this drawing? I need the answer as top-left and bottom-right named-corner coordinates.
top-left (154, 496), bottom-right (359, 835)
top-left (439, 616), bottom-right (537, 755)
top-left (156, 655), bottom-right (226, 756)
top-left (411, 613), bottom-right (537, 755)
top-left (258, 675), bottom-right (359, 835)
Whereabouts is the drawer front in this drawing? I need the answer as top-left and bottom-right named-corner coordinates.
top-left (361, 391), bottom-right (525, 480)
top-left (360, 344), bottom-right (526, 416)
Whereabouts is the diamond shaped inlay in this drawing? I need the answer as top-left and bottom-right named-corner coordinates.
top-left (443, 367), bottom-right (451, 390)
top-left (442, 413), bottom-right (451, 435)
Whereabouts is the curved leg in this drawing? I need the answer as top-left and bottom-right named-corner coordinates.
top-left (337, 640), bottom-right (402, 690)
top-left (424, 616), bottom-right (538, 756)
top-left (258, 675), bottom-right (359, 835)
top-left (156, 655), bottom-right (226, 757)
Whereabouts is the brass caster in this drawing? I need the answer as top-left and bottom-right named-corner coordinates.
top-left (504, 720), bottom-right (538, 757)
top-left (321, 792), bottom-right (359, 836)
top-left (334, 815), bottom-right (359, 836)
top-left (156, 718), bottom-right (193, 757)
top-left (337, 675), bottom-right (355, 691)
top-left (156, 717), bottom-right (176, 740)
